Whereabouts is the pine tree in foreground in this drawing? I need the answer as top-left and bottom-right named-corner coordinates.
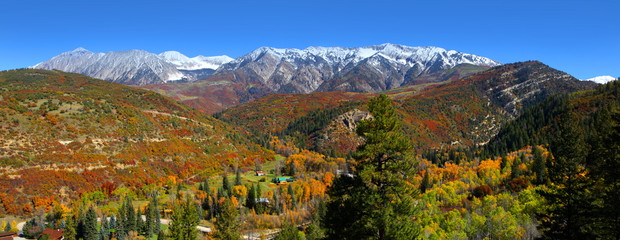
top-left (324, 94), bottom-right (420, 240)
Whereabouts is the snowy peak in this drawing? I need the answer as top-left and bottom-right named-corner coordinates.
top-left (159, 51), bottom-right (233, 70)
top-left (159, 51), bottom-right (191, 63)
top-left (67, 47), bottom-right (92, 54)
top-left (217, 43), bottom-right (501, 93)
top-left (225, 44), bottom-right (499, 71)
top-left (584, 75), bottom-right (617, 84)
top-left (33, 48), bottom-right (234, 85)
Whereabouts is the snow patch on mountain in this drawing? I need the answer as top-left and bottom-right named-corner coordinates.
top-left (159, 51), bottom-right (233, 70)
top-left (584, 75), bottom-right (617, 84)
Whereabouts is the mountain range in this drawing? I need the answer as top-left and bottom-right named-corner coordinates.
top-left (32, 48), bottom-right (233, 85)
top-left (31, 44), bottom-right (610, 115)
top-left (213, 43), bottom-right (500, 94)
top-left (32, 44), bottom-right (499, 90)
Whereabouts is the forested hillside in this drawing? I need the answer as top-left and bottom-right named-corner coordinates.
top-left (0, 69), bottom-right (270, 216)
top-left (0, 69), bottom-right (614, 240)
top-left (217, 61), bottom-right (596, 156)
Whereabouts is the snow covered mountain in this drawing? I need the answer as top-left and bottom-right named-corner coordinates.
top-left (215, 43), bottom-right (501, 93)
top-left (32, 44), bottom-right (498, 90)
top-left (159, 51), bottom-right (234, 71)
top-left (32, 48), bottom-right (233, 85)
top-left (584, 75), bottom-right (617, 84)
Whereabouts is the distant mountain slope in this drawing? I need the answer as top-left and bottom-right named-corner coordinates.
top-left (467, 61), bottom-right (598, 117)
top-left (0, 69), bottom-right (268, 215)
top-left (483, 79), bottom-right (618, 157)
top-left (217, 61), bottom-right (597, 155)
top-left (32, 48), bottom-right (233, 85)
top-left (147, 44), bottom-right (498, 113)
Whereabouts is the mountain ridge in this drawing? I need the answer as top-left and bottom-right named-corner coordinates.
top-left (32, 48), bottom-right (234, 85)
top-left (215, 43), bottom-right (500, 94)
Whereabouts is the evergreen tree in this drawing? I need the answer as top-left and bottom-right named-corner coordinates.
top-left (214, 197), bottom-right (241, 240)
top-left (531, 147), bottom-right (546, 184)
top-left (500, 153), bottom-right (508, 173)
top-left (272, 191), bottom-right (281, 214)
top-left (169, 204), bottom-right (183, 240)
top-left (169, 196), bottom-right (199, 240)
top-left (585, 105), bottom-right (620, 238)
top-left (145, 196), bottom-right (156, 238)
top-left (109, 214), bottom-right (116, 230)
top-left (64, 215), bottom-right (77, 240)
top-left (274, 223), bottom-right (301, 240)
top-left (153, 196), bottom-right (161, 234)
top-left (182, 197), bottom-right (199, 240)
top-left (84, 207), bottom-right (99, 240)
top-left (420, 170), bottom-right (431, 194)
top-left (306, 200), bottom-right (325, 240)
top-left (116, 202), bottom-right (127, 240)
top-left (256, 183), bottom-right (263, 213)
top-left (511, 154), bottom-right (522, 179)
top-left (137, 209), bottom-right (145, 236)
top-left (76, 206), bottom-right (86, 240)
top-left (288, 184), bottom-right (297, 209)
top-left (222, 173), bottom-right (232, 196)
top-left (125, 197), bottom-right (136, 233)
top-left (246, 184), bottom-right (256, 210)
top-left (3, 222), bottom-right (10, 232)
top-left (59, 220), bottom-right (66, 229)
top-left (305, 222), bottom-right (323, 240)
top-left (539, 119), bottom-right (594, 239)
top-left (324, 94), bottom-right (420, 239)
top-left (100, 215), bottom-right (109, 240)
top-left (234, 168), bottom-right (242, 186)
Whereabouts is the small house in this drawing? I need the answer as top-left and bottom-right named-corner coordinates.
top-left (0, 232), bottom-right (17, 240)
top-left (256, 171), bottom-right (265, 176)
top-left (41, 228), bottom-right (64, 240)
top-left (272, 177), bottom-right (295, 184)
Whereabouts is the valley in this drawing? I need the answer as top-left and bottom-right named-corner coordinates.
top-left (0, 53), bottom-right (616, 240)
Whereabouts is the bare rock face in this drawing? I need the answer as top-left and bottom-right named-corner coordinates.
top-left (337, 109), bottom-right (373, 132)
top-left (315, 109), bottom-right (372, 155)
top-left (472, 61), bottom-right (597, 118)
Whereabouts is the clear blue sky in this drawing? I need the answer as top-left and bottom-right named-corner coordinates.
top-left (1, 0), bottom-right (618, 79)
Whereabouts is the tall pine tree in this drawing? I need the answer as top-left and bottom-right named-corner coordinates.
top-left (169, 196), bottom-right (199, 240)
top-left (539, 118), bottom-right (594, 239)
top-left (84, 207), bottom-right (98, 240)
top-left (125, 197), bottom-right (136, 233)
top-left (64, 215), bottom-right (77, 240)
top-left (325, 94), bottom-right (420, 239)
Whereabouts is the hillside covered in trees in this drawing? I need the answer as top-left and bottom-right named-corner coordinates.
top-left (217, 61), bottom-right (596, 156)
top-left (0, 67), bottom-right (616, 240)
top-left (0, 69), bottom-right (271, 216)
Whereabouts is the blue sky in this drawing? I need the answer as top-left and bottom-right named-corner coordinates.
top-left (0, 0), bottom-right (618, 79)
